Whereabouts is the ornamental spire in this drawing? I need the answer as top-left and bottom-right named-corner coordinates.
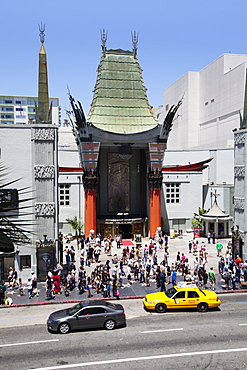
top-left (131, 31), bottom-right (138, 58)
top-left (100, 29), bottom-right (107, 56)
top-left (39, 22), bottom-right (45, 44)
top-left (36, 23), bottom-right (51, 124)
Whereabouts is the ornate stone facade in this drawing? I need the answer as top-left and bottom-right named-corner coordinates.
top-left (148, 171), bottom-right (163, 190)
top-left (234, 165), bottom-right (245, 177)
top-left (35, 202), bottom-right (56, 216)
top-left (33, 128), bottom-right (55, 141)
top-left (234, 132), bottom-right (246, 145)
top-left (82, 170), bottom-right (98, 191)
top-left (234, 197), bottom-right (245, 210)
top-left (34, 165), bottom-right (55, 178)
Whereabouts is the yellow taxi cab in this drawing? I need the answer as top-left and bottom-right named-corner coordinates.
top-left (143, 282), bottom-right (221, 313)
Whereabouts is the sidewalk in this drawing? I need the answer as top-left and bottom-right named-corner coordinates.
top-left (2, 233), bottom-right (246, 307)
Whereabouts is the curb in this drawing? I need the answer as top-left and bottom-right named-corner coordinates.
top-left (1, 290), bottom-right (247, 309)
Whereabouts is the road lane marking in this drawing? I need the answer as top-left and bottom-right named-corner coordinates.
top-left (0, 339), bottom-right (59, 348)
top-left (239, 323), bottom-right (247, 326)
top-left (29, 347), bottom-right (247, 370)
top-left (140, 328), bottom-right (183, 333)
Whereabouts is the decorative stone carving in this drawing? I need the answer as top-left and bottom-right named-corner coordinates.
top-left (33, 128), bottom-right (55, 141)
top-left (34, 165), bottom-right (55, 178)
top-left (148, 171), bottom-right (163, 190)
top-left (234, 132), bottom-right (245, 145)
top-left (234, 197), bottom-right (245, 210)
top-left (234, 166), bottom-right (245, 178)
top-left (108, 153), bottom-right (130, 213)
top-left (35, 202), bottom-right (55, 216)
top-left (82, 170), bottom-right (98, 191)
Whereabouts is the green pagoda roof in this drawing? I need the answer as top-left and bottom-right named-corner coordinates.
top-left (87, 48), bottom-right (160, 134)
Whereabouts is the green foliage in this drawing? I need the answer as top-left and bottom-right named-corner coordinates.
top-left (0, 162), bottom-right (33, 247)
top-left (191, 218), bottom-right (202, 229)
top-left (198, 207), bottom-right (207, 215)
top-left (66, 216), bottom-right (83, 237)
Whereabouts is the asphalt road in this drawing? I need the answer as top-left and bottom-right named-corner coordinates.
top-left (0, 294), bottom-right (247, 370)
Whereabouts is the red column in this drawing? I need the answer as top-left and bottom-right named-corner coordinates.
top-left (149, 188), bottom-right (161, 238)
top-left (85, 189), bottom-right (97, 238)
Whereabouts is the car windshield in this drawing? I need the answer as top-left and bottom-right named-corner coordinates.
top-left (68, 303), bottom-right (83, 316)
top-left (165, 287), bottom-right (177, 298)
top-left (105, 302), bottom-right (116, 310)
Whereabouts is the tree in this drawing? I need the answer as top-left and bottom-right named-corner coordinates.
top-left (0, 162), bottom-right (33, 248)
top-left (191, 207), bottom-right (206, 230)
top-left (66, 216), bottom-right (83, 237)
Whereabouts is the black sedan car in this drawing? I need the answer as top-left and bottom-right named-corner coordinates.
top-left (47, 300), bottom-right (126, 334)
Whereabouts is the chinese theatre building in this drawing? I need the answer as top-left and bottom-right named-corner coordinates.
top-left (68, 32), bottom-right (181, 239)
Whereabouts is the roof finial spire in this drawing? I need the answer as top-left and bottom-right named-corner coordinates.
top-left (131, 31), bottom-right (138, 58)
top-left (213, 189), bottom-right (220, 203)
top-left (100, 28), bottom-right (107, 52)
top-left (39, 22), bottom-right (45, 44)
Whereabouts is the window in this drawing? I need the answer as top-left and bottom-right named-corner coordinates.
top-left (166, 183), bottom-right (180, 204)
top-left (0, 189), bottom-right (18, 208)
top-left (90, 307), bottom-right (107, 314)
top-left (59, 184), bottom-right (70, 206)
top-left (1, 114), bottom-right (14, 119)
top-left (20, 255), bottom-right (31, 269)
top-left (174, 291), bottom-right (185, 299)
top-left (0, 100), bottom-right (13, 104)
top-left (16, 108), bottom-right (26, 111)
top-left (79, 307), bottom-right (106, 316)
top-left (28, 107), bottom-right (36, 112)
top-left (188, 291), bottom-right (199, 298)
top-left (16, 115), bottom-right (26, 119)
top-left (15, 100), bottom-right (22, 104)
top-left (165, 104), bottom-right (169, 111)
top-left (1, 107), bottom-right (13, 111)
top-left (27, 100), bottom-right (37, 105)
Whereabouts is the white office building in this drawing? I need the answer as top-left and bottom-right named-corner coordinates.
top-left (154, 54), bottom-right (247, 235)
top-left (0, 95), bottom-right (60, 125)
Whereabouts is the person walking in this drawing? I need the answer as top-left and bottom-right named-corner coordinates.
top-left (31, 271), bottom-right (39, 297)
top-left (7, 267), bottom-right (14, 287)
top-left (0, 280), bottom-right (6, 305)
top-left (171, 270), bottom-right (177, 286)
top-left (202, 268), bottom-right (208, 289)
top-left (159, 269), bottom-right (166, 292)
top-left (27, 278), bottom-right (33, 299)
top-left (12, 268), bottom-right (18, 288)
top-left (216, 241), bottom-right (223, 257)
top-left (188, 241), bottom-right (192, 253)
top-left (18, 278), bottom-right (24, 296)
top-left (208, 267), bottom-right (216, 290)
top-left (46, 275), bottom-right (53, 300)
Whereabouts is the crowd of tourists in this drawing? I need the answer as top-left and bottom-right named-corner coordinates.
top-left (41, 233), bottom-right (247, 299)
top-left (1, 232), bottom-right (247, 304)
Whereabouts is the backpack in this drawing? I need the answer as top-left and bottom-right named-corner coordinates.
top-left (146, 264), bottom-right (151, 272)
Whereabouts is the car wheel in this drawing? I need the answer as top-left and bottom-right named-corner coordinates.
top-left (104, 319), bottom-right (116, 330)
top-left (155, 303), bottom-right (167, 313)
top-left (197, 302), bottom-right (208, 312)
top-left (58, 322), bottom-right (71, 334)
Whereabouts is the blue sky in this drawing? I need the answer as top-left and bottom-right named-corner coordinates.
top-left (1, 0), bottom-right (247, 121)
